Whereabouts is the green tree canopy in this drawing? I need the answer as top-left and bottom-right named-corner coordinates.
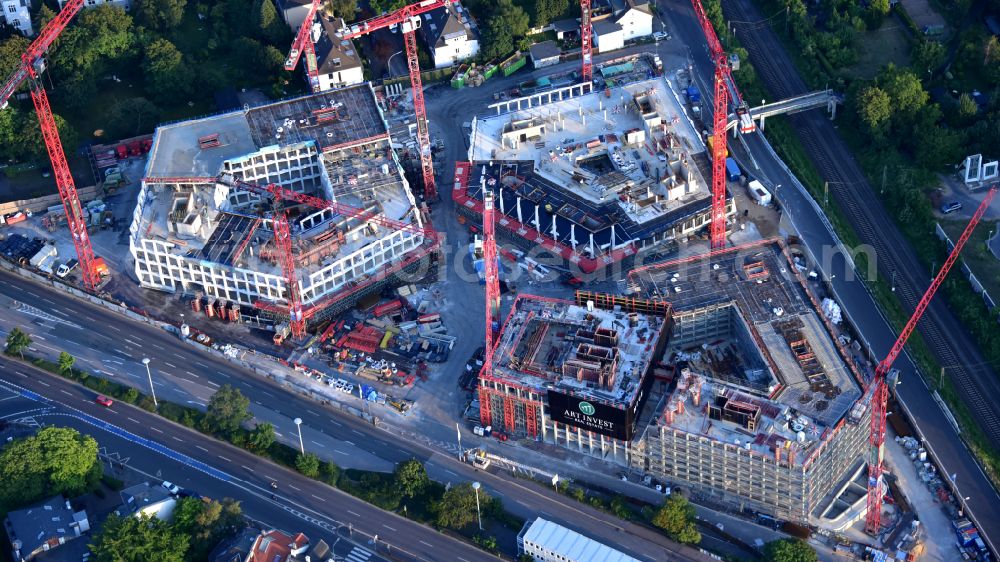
top-left (106, 97), bottom-right (161, 139)
top-left (89, 514), bottom-right (189, 562)
top-left (171, 497), bottom-right (243, 560)
top-left (295, 452), bottom-right (321, 477)
top-left (203, 384), bottom-right (252, 435)
top-left (877, 65), bottom-right (928, 117)
top-left (394, 459), bottom-right (430, 499)
top-left (856, 85), bottom-right (892, 136)
top-left (651, 495), bottom-right (701, 546)
top-left (433, 482), bottom-right (482, 529)
top-left (134, 0), bottom-right (187, 30)
top-left (0, 427), bottom-right (102, 510)
top-left (256, 0), bottom-right (290, 44)
top-left (143, 38), bottom-right (193, 104)
top-left (248, 422), bottom-right (276, 453)
top-left (58, 352), bottom-right (75, 374)
top-left (0, 35), bottom-right (30, 80)
top-left (52, 4), bottom-right (134, 76)
top-left (4, 327), bottom-right (31, 358)
top-left (369, 0), bottom-right (407, 15)
top-left (763, 538), bottom-right (818, 562)
top-left (482, 0), bottom-right (530, 60)
top-left (323, 0), bottom-right (358, 21)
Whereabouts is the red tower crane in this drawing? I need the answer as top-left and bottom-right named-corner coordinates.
top-left (478, 190), bottom-right (500, 427)
top-left (690, 0), bottom-right (752, 250)
top-left (864, 186), bottom-right (997, 535)
top-left (337, 0), bottom-right (456, 202)
top-left (1, 0), bottom-right (100, 289)
top-left (284, 0), bottom-right (323, 92)
top-left (216, 174), bottom-right (438, 329)
top-left (580, 0), bottom-right (593, 83)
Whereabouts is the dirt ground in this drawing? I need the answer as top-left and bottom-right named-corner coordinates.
top-left (899, 0), bottom-right (947, 29)
top-left (848, 22), bottom-right (913, 80)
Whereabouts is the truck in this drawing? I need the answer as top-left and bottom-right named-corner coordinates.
top-left (725, 157), bottom-right (741, 182)
top-left (747, 180), bottom-right (773, 206)
top-left (685, 86), bottom-right (701, 103)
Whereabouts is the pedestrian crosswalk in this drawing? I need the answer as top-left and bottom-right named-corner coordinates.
top-left (344, 546), bottom-right (372, 562)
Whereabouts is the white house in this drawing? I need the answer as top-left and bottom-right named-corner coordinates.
top-left (2, 0), bottom-right (33, 36)
top-left (592, 19), bottom-right (624, 53)
top-left (419, 2), bottom-right (479, 69)
top-left (314, 16), bottom-right (365, 91)
top-left (114, 483), bottom-right (176, 522)
top-left (614, 0), bottom-right (653, 41)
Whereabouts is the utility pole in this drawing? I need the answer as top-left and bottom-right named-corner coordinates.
top-left (824, 181), bottom-right (829, 207)
top-left (881, 165), bottom-right (887, 195)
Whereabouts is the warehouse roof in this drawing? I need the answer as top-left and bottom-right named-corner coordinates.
top-left (519, 518), bottom-right (640, 562)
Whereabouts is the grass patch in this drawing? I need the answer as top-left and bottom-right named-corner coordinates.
top-left (939, 219), bottom-right (1000, 298)
top-left (847, 22), bottom-right (913, 80)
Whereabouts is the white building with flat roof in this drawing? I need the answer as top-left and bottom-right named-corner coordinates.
top-left (517, 518), bottom-right (640, 562)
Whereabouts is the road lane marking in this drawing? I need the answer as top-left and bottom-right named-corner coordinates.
top-left (241, 465), bottom-right (252, 471)
top-left (0, 396), bottom-right (17, 402)
top-left (420, 540), bottom-right (433, 547)
top-left (42, 298), bottom-right (56, 305)
top-left (109, 325), bottom-right (121, 332)
top-left (334, 450), bottom-right (347, 455)
top-left (344, 441), bottom-right (355, 446)
top-left (311, 494), bottom-right (323, 500)
top-left (311, 440), bottom-right (324, 446)
top-left (151, 343), bottom-right (163, 350)
top-left (172, 436), bottom-right (183, 442)
top-left (128, 417), bottom-right (140, 423)
top-left (25, 290), bottom-right (40, 298)
top-left (173, 353), bottom-right (184, 359)
top-left (185, 371), bottom-right (200, 379)
top-left (445, 470), bottom-right (458, 477)
top-left (217, 371), bottom-right (230, 378)
top-left (195, 362), bottom-right (208, 369)
top-left (457, 558), bottom-right (470, 562)
top-left (262, 474), bottom-right (276, 481)
top-left (153, 381), bottom-right (165, 387)
top-left (33, 334), bottom-right (45, 340)
top-left (206, 381), bottom-right (219, 388)
top-left (15, 371), bottom-right (27, 377)
top-left (347, 510), bottom-right (360, 517)
top-left (164, 362), bottom-right (177, 369)
top-left (37, 381), bottom-right (49, 387)
top-left (59, 389), bottom-right (72, 396)
top-left (52, 310), bottom-right (70, 318)
top-left (306, 409), bottom-right (319, 416)
top-left (287, 484), bottom-right (301, 491)
top-left (352, 429), bottom-right (364, 436)
top-left (218, 455), bottom-right (231, 462)
top-left (196, 445), bottom-right (208, 452)
top-left (382, 524), bottom-right (396, 531)
top-left (261, 391), bottom-right (275, 398)
top-left (150, 427), bottom-right (163, 433)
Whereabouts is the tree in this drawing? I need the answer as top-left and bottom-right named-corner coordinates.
top-left (482, 0), bottom-right (530, 60)
top-left (856, 85), bottom-right (892, 137)
top-left (295, 452), bottom-right (321, 477)
top-left (106, 97), bottom-right (161, 139)
top-left (0, 427), bottom-right (102, 510)
top-left (89, 514), bottom-right (189, 562)
top-left (203, 384), bottom-right (251, 435)
top-left (864, 0), bottom-right (890, 27)
top-left (171, 497), bottom-right (243, 560)
top-left (134, 0), bottom-right (187, 31)
top-left (256, 0), bottom-right (289, 44)
top-left (958, 93), bottom-right (978, 119)
top-left (394, 459), bottom-right (430, 499)
top-left (319, 460), bottom-right (340, 484)
top-left (51, 5), bottom-right (134, 76)
top-left (369, 0), bottom-right (407, 15)
top-left (763, 538), bottom-right (818, 562)
top-left (247, 422), bottom-right (276, 452)
top-left (5, 327), bottom-right (31, 358)
top-left (0, 35), bottom-right (30, 80)
top-left (58, 352), bottom-right (75, 375)
top-left (912, 40), bottom-right (945, 73)
top-left (143, 38), bottom-right (193, 104)
top-left (323, 0), bottom-right (358, 21)
top-left (651, 495), bottom-right (701, 546)
top-left (433, 483), bottom-right (481, 529)
top-left (877, 65), bottom-right (928, 117)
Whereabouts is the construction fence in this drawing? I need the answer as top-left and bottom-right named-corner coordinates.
top-left (935, 223), bottom-right (998, 314)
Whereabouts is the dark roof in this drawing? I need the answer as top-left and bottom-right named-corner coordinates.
top-left (592, 19), bottom-right (623, 36)
top-left (529, 40), bottom-right (561, 61)
top-left (419, 3), bottom-right (478, 49)
top-left (551, 19), bottom-right (579, 33)
top-left (116, 482), bottom-right (172, 516)
top-left (3, 496), bottom-right (85, 557)
top-left (209, 527), bottom-right (259, 562)
top-left (316, 16), bottom-right (362, 74)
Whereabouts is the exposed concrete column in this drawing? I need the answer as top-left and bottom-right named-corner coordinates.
top-left (578, 427), bottom-right (583, 451)
top-left (499, 191), bottom-right (506, 214)
top-left (516, 197), bottom-right (523, 223)
top-left (589, 431), bottom-right (594, 454)
top-left (570, 224), bottom-right (577, 250)
top-left (589, 233), bottom-right (595, 256)
top-left (829, 98), bottom-right (838, 120)
top-left (610, 224), bottom-right (616, 248)
top-left (760, 115), bottom-right (766, 131)
top-left (534, 205), bottom-right (541, 229)
top-left (551, 215), bottom-right (558, 239)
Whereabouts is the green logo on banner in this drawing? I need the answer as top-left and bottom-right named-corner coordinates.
top-left (578, 401), bottom-right (596, 416)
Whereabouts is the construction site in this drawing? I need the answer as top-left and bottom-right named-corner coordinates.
top-left (454, 54), bottom-right (735, 274)
top-left (130, 84), bottom-right (438, 334)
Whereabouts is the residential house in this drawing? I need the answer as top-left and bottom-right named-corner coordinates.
top-left (314, 16), bottom-right (365, 91)
top-left (114, 482), bottom-right (176, 521)
top-left (3, 495), bottom-right (90, 562)
top-left (551, 19), bottom-right (579, 41)
top-left (2, 0), bottom-right (32, 36)
top-left (612, 0), bottom-right (653, 41)
top-left (592, 19), bottom-right (624, 53)
top-left (418, 2), bottom-right (479, 69)
top-left (246, 529), bottom-right (310, 562)
top-left (529, 41), bottom-right (561, 68)
top-left (208, 527), bottom-right (259, 562)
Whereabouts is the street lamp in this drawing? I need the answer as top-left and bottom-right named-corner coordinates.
top-left (472, 481), bottom-right (483, 530)
top-left (387, 50), bottom-right (403, 78)
top-left (141, 358), bottom-right (157, 407)
top-left (293, 418), bottom-right (304, 454)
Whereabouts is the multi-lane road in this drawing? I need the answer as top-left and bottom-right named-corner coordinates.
top-left (0, 267), bottom-right (717, 562)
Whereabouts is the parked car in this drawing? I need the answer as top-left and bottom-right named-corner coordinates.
top-left (161, 481), bottom-right (180, 495)
top-left (56, 258), bottom-right (78, 278)
top-left (941, 201), bottom-right (963, 214)
top-left (95, 395), bottom-right (113, 407)
top-left (653, 31), bottom-right (670, 41)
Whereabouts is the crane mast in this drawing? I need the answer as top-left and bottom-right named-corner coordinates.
top-left (580, 0), bottom-right (593, 83)
top-left (284, 0), bottom-right (323, 92)
top-left (690, 0), bottom-right (750, 250)
top-left (1, 0), bottom-right (100, 289)
top-left (864, 186), bottom-right (997, 535)
top-left (337, 0), bottom-right (456, 202)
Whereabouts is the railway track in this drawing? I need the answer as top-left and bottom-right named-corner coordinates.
top-left (722, 0), bottom-right (1000, 445)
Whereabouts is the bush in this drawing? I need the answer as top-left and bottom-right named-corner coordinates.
top-left (102, 474), bottom-right (125, 491)
top-left (319, 461), bottom-right (339, 485)
top-left (295, 453), bottom-right (321, 478)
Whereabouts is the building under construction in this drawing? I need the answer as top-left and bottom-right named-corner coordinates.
top-left (627, 239), bottom-right (869, 522)
top-left (129, 85), bottom-right (435, 327)
top-left (479, 291), bottom-right (673, 461)
top-left (455, 58), bottom-right (735, 274)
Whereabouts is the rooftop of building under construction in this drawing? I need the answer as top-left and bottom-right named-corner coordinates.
top-left (135, 86), bottom-right (421, 285)
top-left (145, 85), bottom-right (386, 179)
top-left (466, 75), bottom-right (711, 248)
top-left (487, 292), bottom-right (672, 410)
top-left (629, 239), bottom-right (863, 455)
